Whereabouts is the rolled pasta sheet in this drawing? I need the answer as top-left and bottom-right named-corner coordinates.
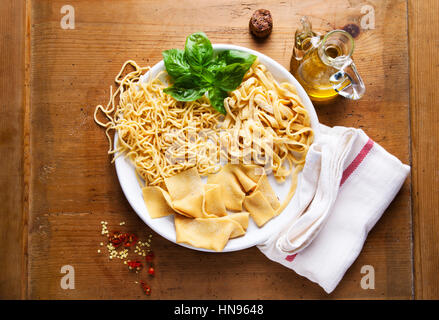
top-left (243, 190), bottom-right (276, 227)
top-left (254, 174), bottom-right (280, 211)
top-left (228, 211), bottom-right (250, 238)
top-left (174, 213), bottom-right (249, 252)
top-left (143, 167), bottom-right (229, 219)
top-left (164, 167), bottom-right (208, 218)
top-left (207, 165), bottom-right (246, 211)
top-left (142, 186), bottom-right (175, 218)
top-left (203, 184), bottom-right (227, 217)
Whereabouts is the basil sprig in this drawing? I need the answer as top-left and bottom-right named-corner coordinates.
top-left (162, 32), bottom-right (256, 114)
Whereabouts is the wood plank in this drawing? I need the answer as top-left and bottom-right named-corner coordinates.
top-left (408, 0), bottom-right (439, 300)
top-left (27, 0), bottom-right (412, 299)
top-left (0, 0), bottom-right (27, 299)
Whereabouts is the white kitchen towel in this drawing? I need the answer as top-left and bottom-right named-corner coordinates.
top-left (257, 124), bottom-right (410, 294)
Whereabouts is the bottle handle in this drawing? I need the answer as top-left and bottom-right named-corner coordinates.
top-left (329, 59), bottom-right (365, 100)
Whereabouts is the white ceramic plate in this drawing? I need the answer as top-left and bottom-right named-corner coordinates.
top-left (115, 44), bottom-right (319, 252)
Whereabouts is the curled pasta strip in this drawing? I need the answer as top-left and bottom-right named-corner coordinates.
top-left (223, 61), bottom-right (314, 182)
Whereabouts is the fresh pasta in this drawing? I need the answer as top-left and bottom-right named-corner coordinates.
top-left (94, 60), bottom-right (222, 187)
top-left (94, 60), bottom-right (313, 190)
top-left (94, 58), bottom-right (314, 251)
top-left (147, 164), bottom-right (279, 251)
top-left (222, 62), bottom-right (314, 183)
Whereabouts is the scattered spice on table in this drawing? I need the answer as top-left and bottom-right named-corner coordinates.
top-left (108, 230), bottom-right (127, 248)
top-left (145, 251), bottom-right (154, 263)
top-left (127, 259), bottom-right (143, 272)
top-left (140, 280), bottom-right (151, 296)
top-left (123, 233), bottom-right (138, 248)
top-left (99, 221), bottom-right (155, 296)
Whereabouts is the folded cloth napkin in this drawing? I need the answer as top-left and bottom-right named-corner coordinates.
top-left (257, 124), bottom-right (410, 293)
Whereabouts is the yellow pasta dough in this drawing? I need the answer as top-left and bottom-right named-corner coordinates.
top-left (207, 165), bottom-right (246, 211)
top-left (243, 190), bottom-right (276, 227)
top-left (142, 167), bottom-right (231, 218)
top-left (142, 186), bottom-right (175, 218)
top-left (203, 184), bottom-right (227, 217)
top-left (228, 211), bottom-right (250, 238)
top-left (174, 213), bottom-right (249, 252)
top-left (142, 164), bottom-right (281, 251)
top-left (164, 167), bottom-right (205, 218)
top-left (254, 174), bottom-right (281, 211)
top-left (230, 166), bottom-right (258, 192)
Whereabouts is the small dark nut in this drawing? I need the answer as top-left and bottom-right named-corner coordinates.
top-left (249, 9), bottom-right (273, 38)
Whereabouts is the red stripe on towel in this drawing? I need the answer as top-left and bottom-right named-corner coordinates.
top-left (285, 254), bottom-right (297, 262)
top-left (339, 138), bottom-right (374, 187)
top-left (285, 138), bottom-right (374, 263)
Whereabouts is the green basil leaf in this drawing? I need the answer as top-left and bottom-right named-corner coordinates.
top-left (214, 63), bottom-right (248, 91)
top-left (162, 49), bottom-right (191, 79)
top-left (205, 60), bottom-right (224, 77)
top-left (163, 86), bottom-right (207, 102)
top-left (162, 33), bottom-right (256, 113)
top-left (217, 50), bottom-right (256, 69)
top-left (207, 87), bottom-right (228, 115)
top-left (197, 67), bottom-right (216, 85)
top-left (184, 32), bottom-right (213, 69)
top-left (172, 73), bottom-right (206, 89)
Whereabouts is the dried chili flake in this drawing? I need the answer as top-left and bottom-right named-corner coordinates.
top-left (108, 231), bottom-right (138, 248)
top-left (108, 231), bottom-right (127, 248)
top-left (123, 233), bottom-right (138, 247)
top-left (145, 251), bottom-right (155, 263)
top-left (99, 222), bottom-right (155, 296)
top-left (127, 259), bottom-right (143, 271)
top-left (140, 280), bottom-right (151, 296)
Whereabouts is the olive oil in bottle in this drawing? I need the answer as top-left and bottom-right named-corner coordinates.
top-left (290, 17), bottom-right (365, 102)
top-left (293, 44), bottom-right (343, 101)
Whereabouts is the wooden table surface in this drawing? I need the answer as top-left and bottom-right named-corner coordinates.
top-left (1, 0), bottom-right (438, 299)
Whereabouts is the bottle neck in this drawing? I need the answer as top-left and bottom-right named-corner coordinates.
top-left (318, 30), bottom-right (354, 68)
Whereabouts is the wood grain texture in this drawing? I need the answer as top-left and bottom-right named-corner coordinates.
top-left (26, 0), bottom-right (412, 299)
top-left (409, 0), bottom-right (439, 300)
top-left (0, 0), bottom-right (410, 299)
top-left (0, 0), bottom-right (27, 299)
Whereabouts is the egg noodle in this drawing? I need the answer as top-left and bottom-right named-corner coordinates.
top-left (222, 62), bottom-right (314, 212)
top-left (94, 60), bottom-right (313, 199)
top-left (94, 60), bottom-right (222, 186)
top-left (223, 63), bottom-right (313, 180)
